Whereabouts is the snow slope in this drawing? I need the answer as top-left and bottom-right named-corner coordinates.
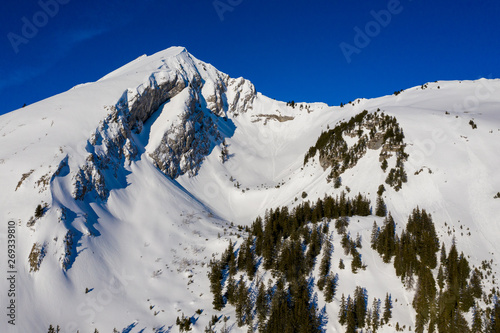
top-left (0, 47), bottom-right (499, 332)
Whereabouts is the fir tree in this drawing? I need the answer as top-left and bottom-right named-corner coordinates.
top-left (346, 296), bottom-right (357, 333)
top-left (253, 216), bottom-right (264, 256)
top-left (355, 233), bottom-right (362, 248)
top-left (229, 240), bottom-right (237, 275)
top-left (335, 216), bottom-right (349, 235)
top-left (341, 232), bottom-right (351, 256)
top-left (470, 268), bottom-right (483, 299)
top-left (256, 281), bottom-right (268, 332)
top-left (471, 304), bottom-right (483, 333)
top-left (351, 251), bottom-right (363, 273)
top-left (244, 238), bottom-right (256, 280)
top-left (339, 294), bottom-right (347, 325)
top-left (235, 277), bottom-right (250, 327)
top-left (371, 221), bottom-right (380, 249)
top-left (208, 259), bottom-right (224, 310)
top-left (406, 208), bottom-right (439, 269)
top-left (318, 239), bottom-right (332, 290)
top-left (371, 298), bottom-right (381, 332)
top-left (375, 195), bottom-right (387, 217)
top-left (354, 286), bottom-right (368, 328)
top-left (440, 243), bottom-right (447, 265)
top-left (377, 214), bottom-right (396, 263)
top-left (226, 274), bottom-right (237, 305)
top-left (324, 274), bottom-right (337, 303)
top-left (437, 265), bottom-right (445, 290)
top-left (334, 176), bottom-right (342, 188)
top-left (267, 278), bottom-right (292, 332)
top-left (305, 226), bottom-right (322, 272)
top-left (35, 204), bottom-right (44, 218)
top-left (383, 293), bottom-right (392, 323)
top-left (492, 298), bottom-right (500, 333)
top-left (446, 240), bottom-right (460, 290)
top-left (413, 267), bottom-right (436, 333)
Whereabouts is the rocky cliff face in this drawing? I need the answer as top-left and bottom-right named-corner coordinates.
top-left (148, 88), bottom-right (224, 179)
top-left (70, 51), bottom-right (257, 200)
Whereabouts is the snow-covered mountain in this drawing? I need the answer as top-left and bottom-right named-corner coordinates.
top-left (1, 46), bottom-right (499, 333)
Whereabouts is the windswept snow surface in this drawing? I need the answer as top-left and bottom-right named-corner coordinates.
top-left (0, 46), bottom-right (499, 332)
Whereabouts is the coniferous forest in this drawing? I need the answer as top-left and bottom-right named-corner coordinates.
top-left (204, 110), bottom-right (500, 333)
top-left (206, 195), bottom-right (500, 333)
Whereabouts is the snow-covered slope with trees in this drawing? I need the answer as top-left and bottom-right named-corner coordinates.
top-left (0, 47), bottom-right (499, 333)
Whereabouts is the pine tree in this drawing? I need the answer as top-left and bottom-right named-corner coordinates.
top-left (375, 195), bottom-right (387, 217)
top-left (371, 221), bottom-right (380, 249)
top-left (227, 240), bottom-right (237, 276)
top-left (440, 243), bottom-right (447, 265)
top-left (354, 286), bottom-right (368, 328)
top-left (449, 309), bottom-right (470, 333)
top-left (339, 294), bottom-right (347, 325)
top-left (226, 274), bottom-right (237, 305)
top-left (346, 295), bottom-right (357, 333)
top-left (356, 233), bottom-right (362, 248)
top-left (244, 238), bottom-right (256, 280)
top-left (371, 298), bottom-right (381, 332)
top-left (256, 281), bottom-right (268, 332)
top-left (471, 303), bottom-right (483, 333)
top-left (470, 268), bottom-right (483, 298)
top-left (446, 240), bottom-right (459, 290)
top-left (208, 260), bottom-right (224, 310)
top-left (351, 251), bottom-right (363, 273)
top-left (306, 226), bottom-right (322, 272)
top-left (253, 216), bottom-right (264, 256)
top-left (406, 208), bottom-right (439, 269)
top-left (413, 267), bottom-right (436, 333)
top-left (324, 274), bottom-right (337, 303)
top-left (366, 309), bottom-right (373, 332)
top-left (437, 265), bottom-right (445, 290)
top-left (35, 204), bottom-right (44, 218)
top-left (377, 214), bottom-right (396, 263)
top-left (383, 293), bottom-right (392, 324)
top-left (318, 239), bottom-right (332, 290)
top-left (235, 277), bottom-right (249, 327)
top-left (493, 298), bottom-right (500, 333)
top-left (341, 232), bottom-right (351, 256)
top-left (267, 278), bottom-right (292, 332)
top-left (334, 176), bottom-right (342, 188)
top-left (237, 239), bottom-right (247, 271)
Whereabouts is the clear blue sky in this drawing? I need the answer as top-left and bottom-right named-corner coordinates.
top-left (1, 0), bottom-right (499, 115)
